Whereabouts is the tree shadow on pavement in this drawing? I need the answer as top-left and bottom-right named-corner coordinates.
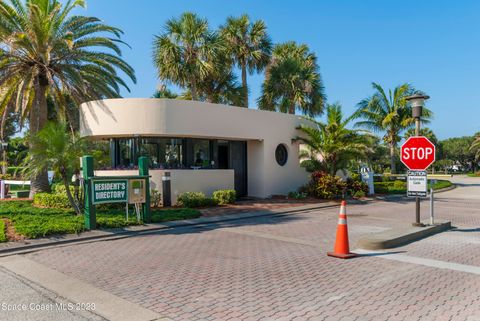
top-left (136, 211), bottom-right (307, 238)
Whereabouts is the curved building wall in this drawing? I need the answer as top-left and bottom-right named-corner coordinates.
top-left (80, 98), bottom-right (309, 199)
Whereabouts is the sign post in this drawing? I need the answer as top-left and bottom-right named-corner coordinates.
top-left (401, 136), bottom-right (436, 226)
top-left (82, 155), bottom-right (151, 230)
top-left (138, 156), bottom-right (151, 223)
top-left (82, 155), bottom-right (96, 230)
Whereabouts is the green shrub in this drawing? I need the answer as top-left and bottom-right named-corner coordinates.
top-left (346, 178), bottom-right (369, 197)
top-left (151, 189), bottom-right (162, 208)
top-left (51, 183), bottom-right (75, 195)
top-left (433, 180), bottom-right (453, 190)
top-left (33, 193), bottom-right (71, 209)
top-left (393, 180), bottom-right (406, 189)
top-left (287, 191), bottom-right (307, 199)
top-left (0, 220), bottom-right (6, 242)
top-left (353, 190), bottom-right (366, 198)
top-left (306, 171), bottom-right (346, 199)
top-left (177, 192), bottom-right (218, 208)
top-left (212, 189), bottom-right (236, 205)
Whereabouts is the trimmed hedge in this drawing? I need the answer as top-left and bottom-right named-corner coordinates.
top-left (177, 192), bottom-right (218, 208)
top-left (212, 189), bottom-right (236, 205)
top-left (0, 201), bottom-right (201, 239)
top-left (33, 192), bottom-right (71, 209)
top-left (0, 220), bottom-right (6, 242)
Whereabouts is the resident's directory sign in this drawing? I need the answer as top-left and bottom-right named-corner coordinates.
top-left (92, 179), bottom-right (128, 204)
top-left (407, 170), bottom-right (427, 197)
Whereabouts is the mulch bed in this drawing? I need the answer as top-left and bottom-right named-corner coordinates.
top-left (2, 218), bottom-right (24, 242)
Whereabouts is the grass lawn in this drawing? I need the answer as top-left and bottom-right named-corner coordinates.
top-left (374, 179), bottom-right (453, 195)
top-left (467, 173), bottom-right (480, 177)
top-left (0, 201), bottom-right (200, 239)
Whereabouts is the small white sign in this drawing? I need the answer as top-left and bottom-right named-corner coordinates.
top-left (407, 170), bottom-right (427, 197)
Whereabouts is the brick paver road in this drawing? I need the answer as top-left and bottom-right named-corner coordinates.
top-left (6, 176), bottom-right (480, 320)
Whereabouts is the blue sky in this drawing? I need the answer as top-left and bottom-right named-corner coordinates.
top-left (77, 0), bottom-right (480, 139)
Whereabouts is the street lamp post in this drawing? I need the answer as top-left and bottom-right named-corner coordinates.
top-left (405, 93), bottom-right (430, 227)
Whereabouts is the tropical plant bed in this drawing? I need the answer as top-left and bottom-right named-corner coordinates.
top-left (467, 172), bottom-right (480, 177)
top-left (0, 201), bottom-right (200, 240)
top-left (374, 180), bottom-right (453, 195)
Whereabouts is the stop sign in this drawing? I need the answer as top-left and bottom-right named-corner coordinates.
top-left (400, 136), bottom-right (436, 170)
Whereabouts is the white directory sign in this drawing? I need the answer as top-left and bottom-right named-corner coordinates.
top-left (407, 170), bottom-right (427, 197)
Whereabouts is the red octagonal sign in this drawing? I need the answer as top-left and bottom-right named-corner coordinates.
top-left (400, 136), bottom-right (436, 170)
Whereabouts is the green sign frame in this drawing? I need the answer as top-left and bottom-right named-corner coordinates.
top-left (91, 179), bottom-right (128, 204)
top-left (82, 155), bottom-right (151, 230)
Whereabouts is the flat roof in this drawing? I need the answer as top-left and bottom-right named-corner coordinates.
top-left (80, 98), bottom-right (306, 141)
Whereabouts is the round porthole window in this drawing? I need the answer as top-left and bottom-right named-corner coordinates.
top-left (275, 144), bottom-right (288, 166)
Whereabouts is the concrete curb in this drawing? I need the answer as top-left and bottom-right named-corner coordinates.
top-left (0, 202), bottom-right (340, 257)
top-left (356, 220), bottom-right (452, 250)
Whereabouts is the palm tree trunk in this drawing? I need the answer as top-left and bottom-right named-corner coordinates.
top-left (190, 78), bottom-right (198, 101)
top-left (1, 105), bottom-right (9, 175)
top-left (390, 143), bottom-right (396, 174)
top-left (241, 64), bottom-right (248, 108)
top-left (289, 104), bottom-right (295, 114)
top-left (29, 79), bottom-right (51, 197)
top-left (61, 170), bottom-right (81, 215)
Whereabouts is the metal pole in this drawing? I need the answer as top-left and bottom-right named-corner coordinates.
top-left (430, 185), bottom-right (434, 225)
top-left (414, 117), bottom-right (422, 226)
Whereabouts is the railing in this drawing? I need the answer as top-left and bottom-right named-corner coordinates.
top-left (0, 180), bottom-right (31, 199)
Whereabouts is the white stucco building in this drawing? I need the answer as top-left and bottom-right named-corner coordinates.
top-left (80, 98), bottom-right (309, 203)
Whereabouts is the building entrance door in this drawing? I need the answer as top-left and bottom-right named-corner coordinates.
top-left (229, 141), bottom-right (247, 197)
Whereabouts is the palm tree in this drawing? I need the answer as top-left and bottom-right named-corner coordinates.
top-left (0, 0), bottom-right (136, 195)
top-left (296, 103), bottom-right (371, 175)
top-left (153, 12), bottom-right (221, 101)
top-left (23, 122), bottom-right (85, 215)
top-left (404, 127), bottom-right (438, 145)
top-left (353, 83), bottom-right (432, 174)
top-left (220, 14), bottom-right (272, 108)
top-left (258, 41), bottom-right (325, 117)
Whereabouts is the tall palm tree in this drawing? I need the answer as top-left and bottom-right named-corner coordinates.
top-left (153, 12), bottom-right (221, 101)
top-left (0, 0), bottom-right (136, 195)
top-left (404, 127), bottom-right (438, 145)
top-left (296, 103), bottom-right (371, 175)
top-left (353, 83), bottom-right (432, 174)
top-left (258, 41), bottom-right (325, 117)
top-left (220, 14), bottom-right (272, 108)
top-left (23, 122), bottom-right (85, 214)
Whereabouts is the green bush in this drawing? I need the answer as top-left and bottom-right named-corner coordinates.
top-left (346, 178), bottom-right (369, 197)
top-left (212, 189), bottom-right (236, 205)
top-left (177, 192), bottom-right (218, 208)
top-left (306, 171), bottom-right (346, 199)
top-left (393, 180), bottom-right (406, 189)
top-left (51, 183), bottom-right (75, 195)
top-left (0, 220), bottom-right (6, 242)
top-left (0, 201), bottom-right (201, 239)
top-left (151, 189), bottom-right (162, 208)
top-left (33, 193), bottom-right (71, 209)
top-left (287, 191), bottom-right (307, 199)
top-left (353, 190), bottom-right (366, 198)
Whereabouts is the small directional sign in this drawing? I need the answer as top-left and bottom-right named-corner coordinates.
top-left (407, 170), bottom-right (427, 197)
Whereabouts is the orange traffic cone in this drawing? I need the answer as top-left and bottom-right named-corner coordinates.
top-left (327, 200), bottom-right (356, 259)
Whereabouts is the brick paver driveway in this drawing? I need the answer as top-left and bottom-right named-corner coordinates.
top-left (16, 176), bottom-right (480, 320)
